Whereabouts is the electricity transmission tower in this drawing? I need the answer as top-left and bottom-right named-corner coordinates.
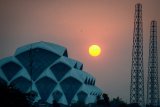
top-left (147, 20), bottom-right (159, 107)
top-left (130, 3), bottom-right (144, 106)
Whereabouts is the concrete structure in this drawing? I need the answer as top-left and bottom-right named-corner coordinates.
top-left (0, 41), bottom-right (102, 105)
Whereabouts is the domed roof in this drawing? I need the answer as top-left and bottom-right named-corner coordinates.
top-left (0, 41), bottom-right (102, 105)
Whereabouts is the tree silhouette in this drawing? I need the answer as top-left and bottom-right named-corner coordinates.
top-left (96, 95), bottom-right (103, 105)
top-left (128, 103), bottom-right (140, 107)
top-left (110, 97), bottom-right (128, 107)
top-left (52, 100), bottom-right (60, 107)
top-left (71, 100), bottom-right (86, 107)
top-left (103, 93), bottom-right (110, 106)
top-left (26, 91), bottom-right (37, 106)
top-left (0, 83), bottom-right (30, 107)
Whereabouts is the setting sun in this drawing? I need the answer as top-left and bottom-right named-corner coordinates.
top-left (89, 45), bottom-right (101, 57)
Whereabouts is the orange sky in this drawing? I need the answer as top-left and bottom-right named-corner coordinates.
top-left (0, 0), bottom-right (160, 102)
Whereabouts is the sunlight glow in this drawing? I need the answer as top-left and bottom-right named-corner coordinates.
top-left (89, 45), bottom-right (101, 57)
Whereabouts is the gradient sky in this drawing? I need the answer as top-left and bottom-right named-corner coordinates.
top-left (0, 0), bottom-right (160, 103)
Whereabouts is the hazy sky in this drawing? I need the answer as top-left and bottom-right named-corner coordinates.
top-left (0, 0), bottom-right (160, 103)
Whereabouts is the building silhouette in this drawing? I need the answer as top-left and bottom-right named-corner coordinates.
top-left (0, 41), bottom-right (102, 106)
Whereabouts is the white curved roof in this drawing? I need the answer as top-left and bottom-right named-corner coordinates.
top-left (0, 41), bottom-right (103, 105)
top-left (15, 41), bottom-right (67, 57)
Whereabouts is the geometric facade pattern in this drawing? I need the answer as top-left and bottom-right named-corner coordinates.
top-left (0, 41), bottom-right (102, 105)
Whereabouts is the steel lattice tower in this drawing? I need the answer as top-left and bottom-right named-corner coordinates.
top-left (147, 21), bottom-right (159, 106)
top-left (130, 3), bottom-right (144, 106)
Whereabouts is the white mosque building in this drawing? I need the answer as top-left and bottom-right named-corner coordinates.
top-left (0, 41), bottom-right (102, 106)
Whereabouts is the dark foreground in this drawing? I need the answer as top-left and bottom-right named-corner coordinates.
top-left (0, 83), bottom-right (158, 107)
